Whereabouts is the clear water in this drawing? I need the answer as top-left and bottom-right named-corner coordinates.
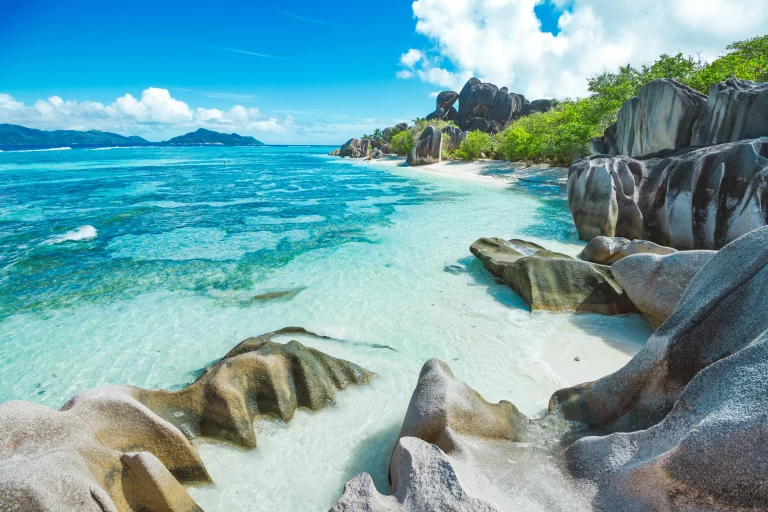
top-left (0, 146), bottom-right (652, 510)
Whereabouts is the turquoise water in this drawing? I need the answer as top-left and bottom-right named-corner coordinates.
top-left (0, 146), bottom-right (651, 510)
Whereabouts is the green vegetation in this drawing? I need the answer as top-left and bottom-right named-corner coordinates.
top-left (389, 131), bottom-right (414, 155)
top-left (454, 131), bottom-right (493, 161)
top-left (493, 34), bottom-right (767, 166)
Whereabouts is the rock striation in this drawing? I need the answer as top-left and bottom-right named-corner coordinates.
top-left (692, 78), bottom-right (768, 146)
top-left (339, 138), bottom-right (371, 158)
top-left (406, 126), bottom-right (442, 166)
top-left (568, 137), bottom-right (768, 249)
top-left (470, 237), bottom-right (636, 315)
top-left (591, 78), bottom-right (768, 158)
top-left (0, 329), bottom-right (372, 511)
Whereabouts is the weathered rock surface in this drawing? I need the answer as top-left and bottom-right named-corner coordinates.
top-left (521, 99), bottom-right (554, 117)
top-left (395, 122), bottom-right (409, 132)
top-left (595, 79), bottom-right (707, 157)
top-left (692, 78), bottom-right (768, 146)
top-left (339, 138), bottom-right (372, 158)
top-left (578, 236), bottom-right (677, 265)
top-left (460, 117), bottom-right (492, 133)
top-left (425, 108), bottom-right (444, 121)
top-left (406, 126), bottom-right (442, 166)
top-left (0, 329), bottom-right (372, 511)
top-left (487, 88), bottom-right (525, 123)
top-left (470, 237), bottom-right (635, 315)
top-left (568, 137), bottom-right (768, 249)
top-left (436, 90), bottom-right (459, 111)
top-left (610, 250), bottom-right (715, 327)
top-left (555, 226), bottom-right (768, 511)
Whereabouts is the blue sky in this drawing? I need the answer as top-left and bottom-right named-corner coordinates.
top-left (1, 0), bottom-right (765, 143)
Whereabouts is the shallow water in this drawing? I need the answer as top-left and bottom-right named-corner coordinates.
top-left (0, 146), bottom-right (652, 510)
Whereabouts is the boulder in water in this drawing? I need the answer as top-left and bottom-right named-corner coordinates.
top-left (339, 138), bottom-right (372, 158)
top-left (0, 329), bottom-right (372, 511)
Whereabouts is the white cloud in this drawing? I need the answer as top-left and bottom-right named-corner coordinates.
top-left (399, 49), bottom-right (424, 68)
top-left (400, 0), bottom-right (768, 98)
top-left (0, 88), bottom-right (292, 136)
top-left (396, 70), bottom-right (415, 79)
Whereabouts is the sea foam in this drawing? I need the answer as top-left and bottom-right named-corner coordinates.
top-left (49, 225), bottom-right (98, 244)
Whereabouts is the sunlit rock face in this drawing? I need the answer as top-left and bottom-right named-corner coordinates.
top-left (336, 227), bottom-right (768, 512)
top-left (692, 78), bottom-right (768, 146)
top-left (0, 329), bottom-right (372, 512)
top-left (568, 137), bottom-right (768, 249)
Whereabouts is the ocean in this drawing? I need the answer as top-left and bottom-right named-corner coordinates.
top-left (0, 146), bottom-right (651, 510)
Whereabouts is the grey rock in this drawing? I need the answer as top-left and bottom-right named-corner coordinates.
top-left (395, 122), bottom-right (409, 132)
top-left (578, 236), bottom-right (677, 265)
top-left (521, 99), bottom-right (554, 116)
top-left (339, 138), bottom-right (372, 158)
top-left (557, 227), bottom-right (768, 510)
top-left (382, 127), bottom-right (395, 142)
top-left (380, 144), bottom-right (390, 155)
top-left (406, 126), bottom-right (442, 166)
top-left (329, 148), bottom-right (340, 156)
top-left (488, 90), bottom-right (524, 123)
top-left (445, 106), bottom-right (459, 122)
top-left (569, 137), bottom-right (768, 249)
top-left (458, 78), bottom-right (497, 121)
top-left (460, 117), bottom-right (492, 133)
top-left (426, 108), bottom-right (445, 121)
top-left (603, 79), bottom-right (707, 157)
top-left (692, 78), bottom-right (768, 146)
top-left (611, 250), bottom-right (715, 327)
top-left (436, 90), bottom-right (459, 111)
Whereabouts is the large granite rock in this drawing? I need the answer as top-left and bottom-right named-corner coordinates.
top-left (692, 78), bottom-right (768, 146)
top-left (436, 90), bottom-right (459, 111)
top-left (425, 108), bottom-right (444, 121)
top-left (395, 122), bottom-right (409, 132)
top-left (339, 138), bottom-right (372, 158)
top-left (336, 227), bottom-right (768, 511)
top-left (0, 328), bottom-right (372, 511)
top-left (333, 360), bottom-right (595, 511)
top-left (521, 99), bottom-right (554, 117)
top-left (556, 226), bottom-right (768, 510)
top-left (597, 79), bottom-right (707, 157)
top-left (460, 117), bottom-right (492, 133)
top-left (457, 78), bottom-right (498, 121)
top-left (611, 250), bottom-right (715, 327)
top-left (568, 137), bottom-right (768, 249)
top-left (487, 87), bottom-right (525, 123)
top-left (578, 236), bottom-right (677, 265)
top-left (470, 237), bottom-right (636, 315)
top-left (406, 126), bottom-right (442, 166)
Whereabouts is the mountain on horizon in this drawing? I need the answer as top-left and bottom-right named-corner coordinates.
top-left (0, 124), bottom-right (151, 147)
top-left (164, 128), bottom-right (263, 146)
top-left (0, 124), bottom-right (264, 148)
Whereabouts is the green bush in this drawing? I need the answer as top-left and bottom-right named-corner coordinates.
top-left (453, 131), bottom-right (493, 161)
top-left (389, 131), bottom-right (414, 156)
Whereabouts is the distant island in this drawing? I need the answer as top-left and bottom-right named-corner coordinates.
top-left (0, 124), bottom-right (263, 149)
top-left (164, 128), bottom-right (263, 146)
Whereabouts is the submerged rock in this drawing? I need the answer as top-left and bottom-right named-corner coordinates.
top-left (578, 236), bottom-right (677, 265)
top-left (610, 250), bottom-right (715, 327)
top-left (406, 126), bottom-right (442, 166)
top-left (0, 329), bottom-right (372, 511)
top-left (568, 137), bottom-right (768, 249)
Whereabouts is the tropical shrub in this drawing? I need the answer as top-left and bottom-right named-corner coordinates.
top-left (453, 131), bottom-right (493, 161)
top-left (389, 131), bottom-right (414, 156)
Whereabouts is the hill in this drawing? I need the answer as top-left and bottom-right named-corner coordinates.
top-left (163, 128), bottom-right (263, 146)
top-left (0, 124), bottom-right (150, 146)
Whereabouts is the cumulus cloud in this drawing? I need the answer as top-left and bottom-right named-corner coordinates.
top-left (399, 0), bottom-right (768, 98)
top-left (0, 88), bottom-right (292, 136)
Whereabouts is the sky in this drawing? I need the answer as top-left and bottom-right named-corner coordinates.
top-left (0, 0), bottom-right (766, 144)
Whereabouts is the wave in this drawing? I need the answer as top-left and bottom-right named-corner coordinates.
top-left (89, 146), bottom-right (146, 151)
top-left (48, 225), bottom-right (98, 244)
top-left (13, 147), bottom-right (72, 153)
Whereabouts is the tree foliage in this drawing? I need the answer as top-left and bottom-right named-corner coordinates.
top-left (453, 131), bottom-right (493, 161)
top-left (389, 131), bottom-right (414, 156)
